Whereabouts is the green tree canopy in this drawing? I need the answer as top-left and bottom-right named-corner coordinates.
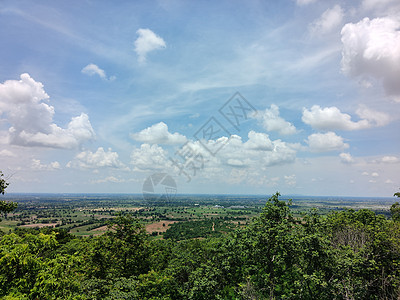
top-left (0, 171), bottom-right (9, 195)
top-left (0, 171), bottom-right (17, 216)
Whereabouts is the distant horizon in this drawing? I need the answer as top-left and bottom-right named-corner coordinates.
top-left (2, 192), bottom-right (398, 200)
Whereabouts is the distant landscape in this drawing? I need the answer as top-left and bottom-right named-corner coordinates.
top-left (1, 0), bottom-right (399, 298)
top-left (2, 191), bottom-right (400, 298)
top-left (0, 193), bottom-right (396, 238)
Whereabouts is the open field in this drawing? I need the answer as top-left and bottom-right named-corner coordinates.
top-left (0, 193), bottom-right (397, 238)
top-left (146, 220), bottom-right (178, 233)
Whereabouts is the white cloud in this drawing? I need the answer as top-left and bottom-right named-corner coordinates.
top-left (130, 143), bottom-right (170, 171)
top-left (244, 130), bottom-right (274, 151)
top-left (381, 156), bottom-right (399, 163)
top-left (340, 152), bottom-right (355, 164)
top-left (129, 126), bottom-right (298, 184)
top-left (296, 0), bottom-right (317, 6)
top-left (306, 131), bottom-right (349, 152)
top-left (355, 106), bottom-right (390, 127)
top-left (253, 104), bottom-right (296, 135)
top-left (67, 147), bottom-right (126, 169)
top-left (134, 28), bottom-right (166, 63)
top-left (341, 17), bottom-right (400, 99)
top-left (309, 5), bottom-right (344, 35)
top-left (31, 159), bottom-right (61, 171)
top-left (206, 132), bottom-right (298, 168)
top-left (81, 64), bottom-right (106, 79)
top-left (284, 174), bottom-right (296, 186)
top-left (362, 0), bottom-right (400, 12)
top-left (91, 176), bottom-right (127, 184)
top-left (361, 171), bottom-right (380, 182)
top-left (226, 159), bottom-right (245, 167)
top-left (146, 129), bottom-right (299, 183)
top-left (302, 105), bottom-right (389, 130)
top-left (0, 74), bottom-right (95, 148)
top-left (16, 113), bottom-right (95, 148)
top-left (0, 149), bottom-right (16, 157)
top-left (261, 139), bottom-right (298, 166)
top-left (125, 126), bottom-right (300, 188)
top-left (81, 64), bottom-right (115, 81)
top-left (130, 122), bottom-right (187, 145)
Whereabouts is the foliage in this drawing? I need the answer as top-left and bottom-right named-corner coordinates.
top-left (391, 202), bottom-right (400, 222)
top-left (164, 219), bottom-right (233, 240)
top-left (0, 171), bottom-right (17, 221)
top-left (0, 171), bottom-right (9, 195)
top-left (1, 193), bottom-right (400, 299)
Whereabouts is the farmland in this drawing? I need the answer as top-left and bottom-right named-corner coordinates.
top-left (0, 193), bottom-right (395, 239)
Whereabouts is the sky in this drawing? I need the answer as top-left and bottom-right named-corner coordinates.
top-left (0, 0), bottom-right (399, 197)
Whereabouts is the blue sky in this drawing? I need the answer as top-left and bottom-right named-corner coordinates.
top-left (0, 0), bottom-right (399, 196)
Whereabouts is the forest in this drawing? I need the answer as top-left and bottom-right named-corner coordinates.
top-left (1, 188), bottom-right (400, 299)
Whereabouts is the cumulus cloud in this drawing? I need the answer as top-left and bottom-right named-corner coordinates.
top-left (0, 74), bottom-right (95, 148)
top-left (306, 131), bottom-right (349, 152)
top-left (355, 106), bottom-right (390, 127)
top-left (134, 28), bottom-right (166, 63)
top-left (243, 131), bottom-right (274, 151)
top-left (130, 143), bottom-right (170, 171)
top-left (340, 152), bottom-right (355, 164)
top-left (212, 132), bottom-right (298, 168)
top-left (341, 17), bottom-right (400, 99)
top-left (253, 104), bottom-right (296, 135)
top-left (309, 5), bottom-right (344, 35)
top-left (127, 130), bottom-right (299, 179)
top-left (67, 147), bottom-right (126, 169)
top-left (302, 105), bottom-right (389, 130)
top-left (130, 122), bottom-right (187, 145)
top-left (31, 159), bottom-right (61, 171)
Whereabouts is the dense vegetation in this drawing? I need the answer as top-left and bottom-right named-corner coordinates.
top-left (1, 192), bottom-right (400, 299)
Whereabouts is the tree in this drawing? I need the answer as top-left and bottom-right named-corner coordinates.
top-left (230, 192), bottom-right (304, 298)
top-left (0, 171), bottom-right (17, 218)
top-left (391, 202), bottom-right (400, 222)
top-left (391, 190), bottom-right (400, 222)
top-left (0, 171), bottom-right (9, 194)
top-left (82, 214), bottom-right (149, 279)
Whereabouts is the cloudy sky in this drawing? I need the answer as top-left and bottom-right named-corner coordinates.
top-left (0, 0), bottom-right (399, 196)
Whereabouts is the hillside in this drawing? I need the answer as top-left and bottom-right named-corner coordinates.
top-left (1, 193), bottom-right (400, 299)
